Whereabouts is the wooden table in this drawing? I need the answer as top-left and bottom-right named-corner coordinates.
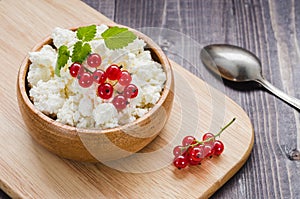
top-left (1, 0), bottom-right (299, 198)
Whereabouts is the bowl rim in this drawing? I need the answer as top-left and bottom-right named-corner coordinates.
top-left (18, 23), bottom-right (173, 136)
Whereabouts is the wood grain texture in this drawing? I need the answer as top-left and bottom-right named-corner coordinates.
top-left (0, 0), bottom-right (254, 198)
top-left (1, 0), bottom-right (300, 198)
top-left (81, 0), bottom-right (300, 199)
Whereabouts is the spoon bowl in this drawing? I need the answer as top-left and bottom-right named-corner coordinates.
top-left (200, 44), bottom-right (300, 110)
top-left (200, 44), bottom-right (262, 82)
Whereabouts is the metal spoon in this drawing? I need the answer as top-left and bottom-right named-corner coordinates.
top-left (200, 44), bottom-right (300, 110)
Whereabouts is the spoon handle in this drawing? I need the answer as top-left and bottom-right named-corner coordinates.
top-left (256, 78), bottom-right (300, 110)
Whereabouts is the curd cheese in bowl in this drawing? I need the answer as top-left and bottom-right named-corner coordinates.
top-left (17, 24), bottom-right (174, 162)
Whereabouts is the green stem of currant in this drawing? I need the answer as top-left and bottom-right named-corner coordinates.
top-left (214, 117), bottom-right (236, 138)
top-left (111, 80), bottom-right (118, 87)
top-left (186, 118), bottom-right (236, 149)
top-left (83, 66), bottom-right (94, 73)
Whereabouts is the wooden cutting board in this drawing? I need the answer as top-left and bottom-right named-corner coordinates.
top-left (0, 0), bottom-right (254, 198)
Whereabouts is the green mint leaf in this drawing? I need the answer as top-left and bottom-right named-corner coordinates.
top-left (71, 41), bottom-right (91, 63)
top-left (77, 25), bottom-right (96, 42)
top-left (55, 45), bottom-right (70, 77)
top-left (101, 26), bottom-right (137, 50)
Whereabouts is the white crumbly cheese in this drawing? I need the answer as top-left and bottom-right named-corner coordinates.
top-left (78, 96), bottom-right (93, 117)
top-left (56, 96), bottom-right (81, 126)
top-left (27, 25), bottom-right (166, 129)
top-left (27, 45), bottom-right (56, 86)
top-left (29, 79), bottom-right (66, 115)
top-left (51, 27), bottom-right (77, 48)
top-left (141, 85), bottom-right (162, 105)
top-left (93, 103), bottom-right (118, 128)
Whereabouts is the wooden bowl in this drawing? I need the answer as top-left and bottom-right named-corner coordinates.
top-left (17, 24), bottom-right (174, 162)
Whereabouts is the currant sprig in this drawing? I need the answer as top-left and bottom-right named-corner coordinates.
top-left (173, 118), bottom-right (236, 169)
top-left (68, 53), bottom-right (138, 111)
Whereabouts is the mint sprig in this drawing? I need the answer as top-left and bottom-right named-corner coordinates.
top-left (71, 41), bottom-right (91, 63)
top-left (55, 45), bottom-right (70, 77)
top-left (55, 25), bottom-right (137, 76)
top-left (77, 25), bottom-right (96, 42)
top-left (101, 26), bottom-right (137, 50)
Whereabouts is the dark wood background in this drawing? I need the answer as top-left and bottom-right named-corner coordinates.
top-left (1, 0), bottom-right (299, 198)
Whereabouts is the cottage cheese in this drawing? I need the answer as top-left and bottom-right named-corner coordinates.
top-left (27, 45), bottom-right (56, 86)
top-left (27, 25), bottom-right (166, 129)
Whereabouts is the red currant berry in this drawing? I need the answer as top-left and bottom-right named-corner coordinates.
top-left (93, 69), bottom-right (107, 84)
top-left (77, 65), bottom-right (85, 78)
top-left (184, 146), bottom-right (193, 156)
top-left (173, 155), bottom-right (189, 169)
top-left (173, 145), bottom-right (185, 158)
top-left (78, 72), bottom-right (93, 88)
top-left (69, 62), bottom-right (82, 77)
top-left (106, 64), bottom-right (122, 80)
top-left (182, 135), bottom-right (196, 147)
top-left (203, 145), bottom-right (215, 158)
top-left (97, 83), bottom-right (113, 99)
top-left (186, 146), bottom-right (201, 166)
top-left (202, 132), bottom-right (215, 147)
top-left (213, 140), bottom-right (224, 156)
top-left (87, 53), bottom-right (102, 68)
top-left (202, 132), bottom-right (214, 141)
top-left (123, 84), bottom-right (138, 99)
top-left (188, 157), bottom-right (202, 166)
top-left (189, 145), bottom-right (204, 162)
top-left (119, 70), bottom-right (132, 86)
top-left (112, 95), bottom-right (128, 111)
